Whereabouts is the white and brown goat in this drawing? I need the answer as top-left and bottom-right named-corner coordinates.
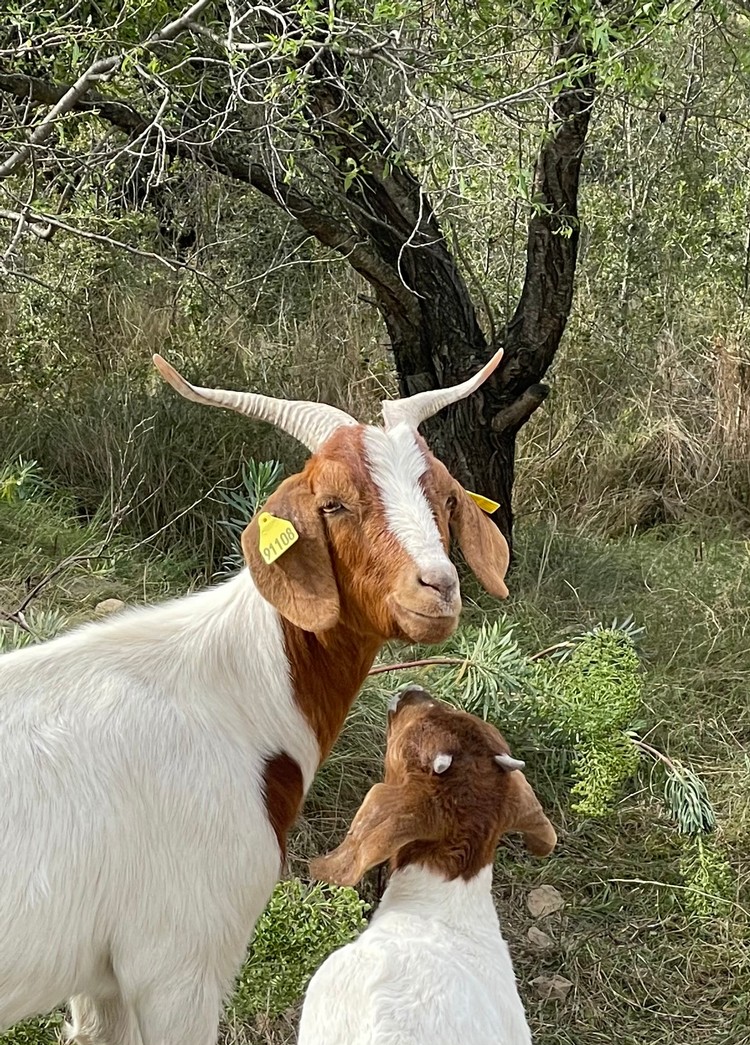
top-left (0, 350), bottom-right (509, 1045)
top-left (299, 685), bottom-right (557, 1045)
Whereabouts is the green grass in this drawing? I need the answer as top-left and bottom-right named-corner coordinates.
top-left (0, 486), bottom-right (200, 641)
top-left (1, 496), bottom-right (748, 1045)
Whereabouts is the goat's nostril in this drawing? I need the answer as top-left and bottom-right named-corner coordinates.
top-left (417, 565), bottom-right (459, 600)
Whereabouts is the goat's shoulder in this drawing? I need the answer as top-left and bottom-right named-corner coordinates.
top-left (299, 941), bottom-right (385, 1044)
top-left (305, 926), bottom-right (528, 1044)
top-left (321, 900), bottom-right (528, 1037)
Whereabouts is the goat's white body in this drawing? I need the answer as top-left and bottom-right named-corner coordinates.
top-left (298, 865), bottom-right (532, 1045)
top-left (0, 571), bottom-right (319, 1044)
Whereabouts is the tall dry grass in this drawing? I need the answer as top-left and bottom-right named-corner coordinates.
top-left (516, 325), bottom-right (750, 537)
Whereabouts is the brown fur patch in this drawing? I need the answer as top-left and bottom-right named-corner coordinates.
top-left (263, 752), bottom-right (304, 861)
top-left (282, 620), bottom-right (381, 763)
top-left (421, 453), bottom-right (510, 600)
top-left (387, 695), bottom-right (554, 878)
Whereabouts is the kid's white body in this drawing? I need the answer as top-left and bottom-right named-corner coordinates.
top-left (298, 864), bottom-right (532, 1045)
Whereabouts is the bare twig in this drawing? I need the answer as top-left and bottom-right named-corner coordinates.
top-left (633, 737), bottom-right (681, 774)
top-left (367, 656), bottom-right (468, 677)
top-left (12, 554), bottom-right (109, 618)
top-left (0, 207), bottom-right (198, 272)
top-left (528, 640), bottom-right (576, 661)
top-left (0, 608), bottom-right (31, 633)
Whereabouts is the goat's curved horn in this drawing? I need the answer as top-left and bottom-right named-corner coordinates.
top-left (381, 346), bottom-right (504, 431)
top-left (153, 355), bottom-right (358, 452)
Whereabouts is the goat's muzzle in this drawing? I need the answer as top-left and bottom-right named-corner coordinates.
top-left (389, 560), bottom-right (461, 642)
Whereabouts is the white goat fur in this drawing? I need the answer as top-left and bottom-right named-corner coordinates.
top-left (298, 864), bottom-right (532, 1045)
top-left (0, 572), bottom-right (318, 1044)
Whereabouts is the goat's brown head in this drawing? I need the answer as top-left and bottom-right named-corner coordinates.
top-left (310, 685), bottom-right (557, 885)
top-left (154, 351), bottom-right (509, 643)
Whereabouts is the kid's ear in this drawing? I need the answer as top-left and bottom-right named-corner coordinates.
top-left (309, 783), bottom-right (441, 887)
top-left (501, 771), bottom-right (557, 857)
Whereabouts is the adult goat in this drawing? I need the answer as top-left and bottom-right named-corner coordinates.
top-left (0, 348), bottom-right (509, 1045)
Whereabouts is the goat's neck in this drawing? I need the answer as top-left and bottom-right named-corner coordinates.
top-left (281, 619), bottom-right (382, 764)
top-left (375, 864), bottom-right (499, 935)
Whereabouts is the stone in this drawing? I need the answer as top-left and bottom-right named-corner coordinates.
top-left (527, 926), bottom-right (555, 950)
top-left (95, 598), bottom-right (125, 615)
top-left (531, 974), bottom-right (573, 1001)
top-left (527, 885), bottom-right (565, 918)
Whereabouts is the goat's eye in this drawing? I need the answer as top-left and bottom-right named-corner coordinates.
top-left (321, 500), bottom-right (345, 516)
top-left (446, 494), bottom-right (458, 512)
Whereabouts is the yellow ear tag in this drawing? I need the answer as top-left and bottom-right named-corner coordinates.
top-left (257, 512), bottom-right (299, 565)
top-left (466, 491), bottom-right (501, 514)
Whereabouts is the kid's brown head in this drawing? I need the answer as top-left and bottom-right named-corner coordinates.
top-left (310, 685), bottom-right (557, 886)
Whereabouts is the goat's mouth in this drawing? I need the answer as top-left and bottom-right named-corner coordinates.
top-left (390, 601), bottom-right (459, 643)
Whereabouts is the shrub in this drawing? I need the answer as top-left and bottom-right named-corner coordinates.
top-left (230, 878), bottom-right (368, 1021)
top-left (537, 629), bottom-right (643, 817)
top-left (0, 1012), bottom-right (63, 1045)
top-left (679, 835), bottom-right (735, 919)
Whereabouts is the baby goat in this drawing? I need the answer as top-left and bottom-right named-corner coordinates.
top-left (299, 685), bottom-right (557, 1045)
top-left (0, 352), bottom-right (510, 1045)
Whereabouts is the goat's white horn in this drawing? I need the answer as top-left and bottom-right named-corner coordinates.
top-left (433, 753), bottom-right (453, 774)
top-left (153, 355), bottom-right (358, 452)
top-left (494, 753), bottom-right (525, 772)
top-left (381, 345), bottom-right (504, 431)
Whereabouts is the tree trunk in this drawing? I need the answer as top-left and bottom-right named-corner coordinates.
top-left (269, 31), bottom-right (591, 541)
top-left (376, 42), bottom-right (596, 542)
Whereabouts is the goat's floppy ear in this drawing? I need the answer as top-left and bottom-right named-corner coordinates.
top-left (309, 783), bottom-right (440, 887)
top-left (503, 772), bottom-right (557, 857)
top-left (242, 474), bottom-right (339, 633)
top-left (450, 488), bottom-right (510, 599)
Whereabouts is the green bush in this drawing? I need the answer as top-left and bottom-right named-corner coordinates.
top-left (402, 618), bottom-right (644, 819)
top-left (679, 835), bottom-right (735, 919)
top-left (230, 878), bottom-right (368, 1021)
top-left (538, 629), bottom-right (643, 817)
top-left (0, 1012), bottom-right (64, 1045)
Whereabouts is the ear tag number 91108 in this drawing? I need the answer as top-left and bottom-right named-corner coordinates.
top-left (257, 512), bottom-right (299, 564)
top-left (466, 491), bottom-right (501, 514)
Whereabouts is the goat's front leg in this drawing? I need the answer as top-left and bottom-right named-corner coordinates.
top-left (67, 994), bottom-right (140, 1045)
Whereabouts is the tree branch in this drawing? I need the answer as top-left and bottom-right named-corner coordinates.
top-left (491, 383), bottom-right (549, 433)
top-left (0, 69), bottom-right (414, 309)
top-left (497, 34), bottom-right (596, 400)
top-left (0, 207), bottom-right (195, 270)
top-left (0, 58), bottom-right (120, 179)
top-left (0, 73), bottom-right (151, 135)
top-left (0, 0), bottom-right (213, 181)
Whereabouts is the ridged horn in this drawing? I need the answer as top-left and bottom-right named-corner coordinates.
top-left (153, 355), bottom-right (358, 452)
top-left (381, 346), bottom-right (504, 431)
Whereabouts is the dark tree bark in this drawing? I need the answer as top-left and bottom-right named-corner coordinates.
top-left (289, 32), bottom-right (596, 541)
top-left (0, 27), bottom-right (595, 543)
